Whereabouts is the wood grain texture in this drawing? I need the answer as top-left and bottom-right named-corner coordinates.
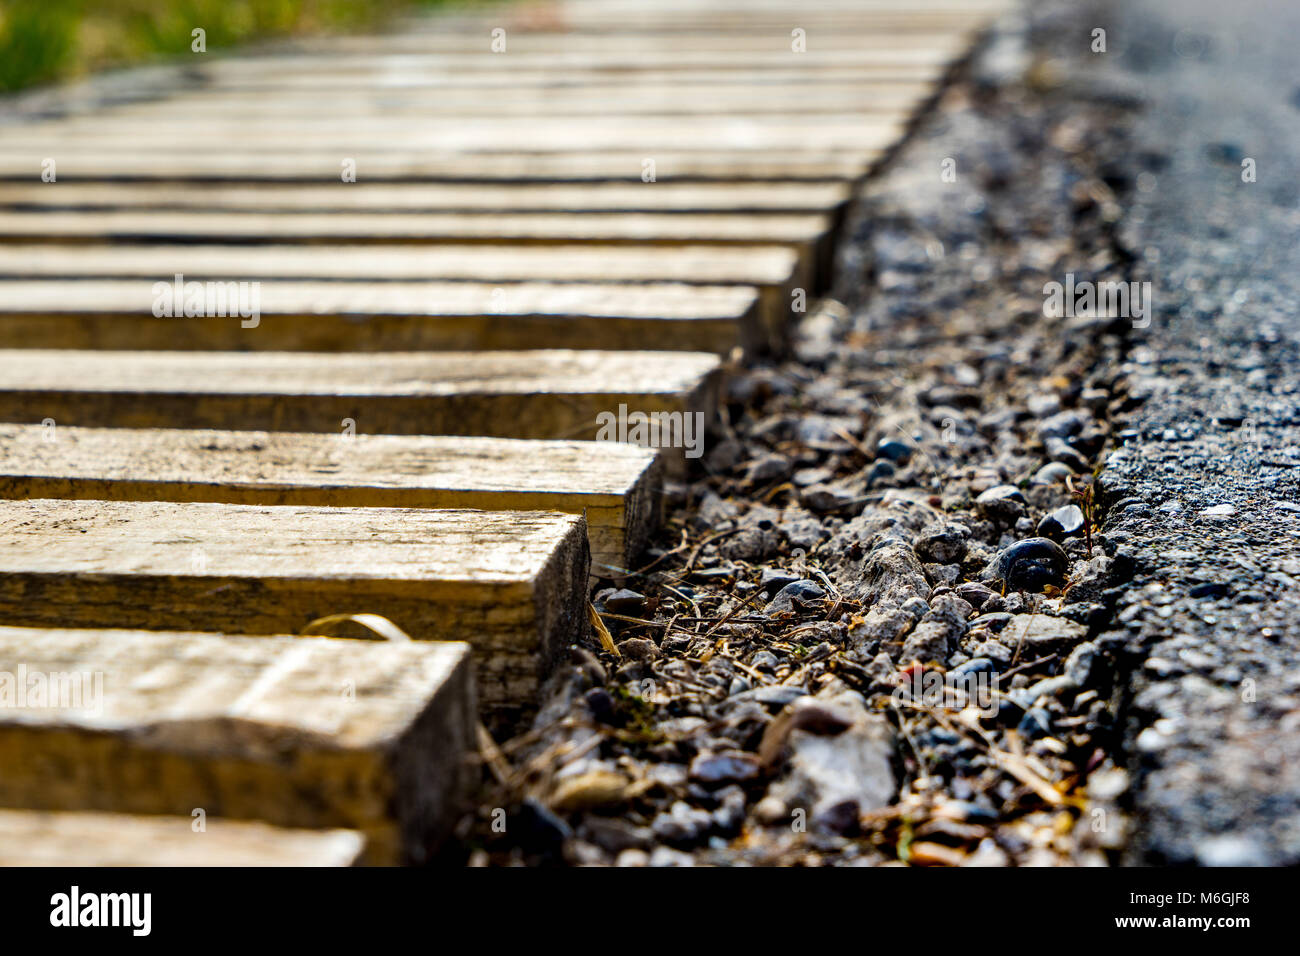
top-left (0, 279), bottom-right (766, 354)
top-left (299, 31), bottom-right (986, 54)
top-left (0, 349), bottom-right (720, 472)
top-left (188, 40), bottom-right (967, 73)
top-left (0, 500), bottom-right (589, 716)
top-left (0, 151), bottom-right (875, 182)
top-left (0, 627), bottom-right (474, 863)
top-left (17, 118), bottom-right (904, 152)
top-left (92, 84), bottom-right (933, 117)
top-left (0, 425), bottom-right (662, 578)
top-left (163, 65), bottom-right (950, 92)
top-left (0, 209), bottom-right (830, 244)
top-left (0, 246), bottom-right (801, 352)
top-left (0, 810), bottom-right (366, 866)
top-left (0, 181), bottom-right (850, 213)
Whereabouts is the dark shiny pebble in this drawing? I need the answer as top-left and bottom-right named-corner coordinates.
top-left (876, 438), bottom-right (913, 463)
top-left (951, 656), bottom-right (999, 678)
top-left (995, 537), bottom-right (1068, 591)
top-left (759, 568), bottom-right (803, 595)
top-left (865, 459), bottom-right (897, 486)
top-left (766, 579), bottom-right (826, 611)
top-left (1037, 503), bottom-right (1086, 540)
top-left (602, 588), bottom-right (646, 614)
top-left (1189, 581), bottom-right (1232, 599)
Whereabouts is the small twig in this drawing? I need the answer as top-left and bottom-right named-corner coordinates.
top-left (476, 722), bottom-right (512, 786)
top-left (1000, 653), bottom-right (1058, 681)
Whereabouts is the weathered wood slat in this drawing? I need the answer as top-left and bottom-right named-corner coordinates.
top-left (0, 425), bottom-right (661, 579)
top-left (0, 181), bottom-right (851, 213)
top-left (0, 151), bottom-right (875, 181)
top-left (92, 84), bottom-right (934, 116)
top-left (291, 30), bottom-right (985, 54)
top-left (0, 809), bottom-right (366, 866)
top-left (13, 120), bottom-right (901, 153)
top-left (0, 627), bottom-right (474, 863)
top-left (0, 246), bottom-right (804, 351)
top-left (107, 66), bottom-right (949, 92)
top-left (205, 30), bottom-right (971, 61)
top-left (184, 48), bottom-right (962, 80)
top-left (477, 0), bottom-right (1007, 16)
top-left (0, 279), bottom-right (768, 354)
top-left (0, 242), bottom-right (796, 279)
top-left (45, 107), bottom-right (914, 123)
top-left (0, 349), bottom-right (720, 454)
top-left (0, 210), bottom-right (831, 257)
top-left (46, 66), bottom-right (942, 104)
top-left (0, 500), bottom-right (587, 716)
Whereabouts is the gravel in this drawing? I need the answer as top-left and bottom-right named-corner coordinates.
top-left (457, 0), bottom-right (1213, 867)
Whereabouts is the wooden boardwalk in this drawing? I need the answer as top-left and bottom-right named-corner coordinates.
top-left (0, 0), bottom-right (1007, 864)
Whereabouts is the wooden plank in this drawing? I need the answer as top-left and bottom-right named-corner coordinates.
top-left (0, 627), bottom-right (474, 863)
top-left (400, 3), bottom-right (1004, 26)
top-left (0, 500), bottom-right (587, 716)
top-left (0, 151), bottom-right (875, 182)
top-left (0, 810), bottom-right (366, 866)
top-left (140, 66), bottom-right (952, 91)
top-left (12, 119), bottom-right (902, 152)
top-left (0, 181), bottom-right (851, 213)
top-left (219, 30), bottom-right (975, 59)
top-left (89, 83), bottom-right (935, 116)
top-left (485, 0), bottom-right (1009, 17)
top-left (0, 242), bottom-right (797, 280)
top-left (186, 48), bottom-right (963, 79)
top-left (0, 425), bottom-right (661, 580)
top-left (0, 245), bottom-right (805, 352)
top-left (0, 209), bottom-right (831, 249)
top-left (292, 30), bottom-right (988, 55)
top-left (0, 279), bottom-right (769, 355)
top-left (0, 349), bottom-right (720, 456)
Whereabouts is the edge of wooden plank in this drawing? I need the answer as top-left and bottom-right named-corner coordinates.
top-left (0, 627), bottom-right (477, 862)
top-left (0, 809), bottom-right (367, 866)
top-left (0, 425), bottom-right (663, 579)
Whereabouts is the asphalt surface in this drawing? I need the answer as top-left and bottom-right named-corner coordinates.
top-left (1083, 0), bottom-right (1300, 864)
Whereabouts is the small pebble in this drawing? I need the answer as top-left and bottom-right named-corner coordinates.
top-left (975, 484), bottom-right (1028, 523)
top-left (876, 437), bottom-right (913, 463)
top-left (866, 459), bottom-right (898, 486)
top-left (1032, 461), bottom-right (1075, 485)
top-left (602, 588), bottom-right (646, 615)
top-left (1037, 503), bottom-right (1086, 540)
top-left (987, 537), bottom-right (1069, 591)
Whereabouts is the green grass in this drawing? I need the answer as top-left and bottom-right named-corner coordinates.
top-left (0, 0), bottom-right (455, 93)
